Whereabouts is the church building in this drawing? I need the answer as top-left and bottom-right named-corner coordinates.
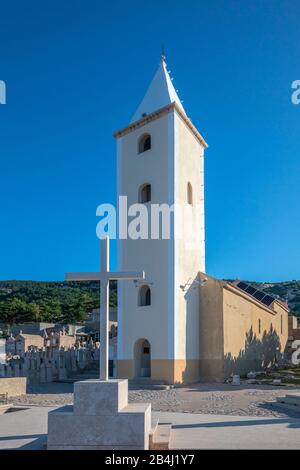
top-left (113, 56), bottom-right (289, 384)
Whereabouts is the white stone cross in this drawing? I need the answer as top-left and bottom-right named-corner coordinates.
top-left (65, 236), bottom-right (145, 381)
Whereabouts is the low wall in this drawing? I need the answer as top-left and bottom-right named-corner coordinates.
top-left (0, 377), bottom-right (27, 397)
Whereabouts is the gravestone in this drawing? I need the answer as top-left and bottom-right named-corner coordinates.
top-left (58, 350), bottom-right (68, 380)
top-left (40, 363), bottom-right (46, 383)
top-left (52, 349), bottom-right (58, 376)
top-left (232, 374), bottom-right (241, 386)
top-left (71, 348), bottom-right (77, 372)
top-left (6, 364), bottom-right (12, 377)
top-left (23, 355), bottom-right (30, 376)
top-left (77, 348), bottom-right (85, 370)
top-left (46, 360), bottom-right (53, 382)
top-left (65, 349), bottom-right (71, 371)
top-left (30, 354), bottom-right (35, 370)
top-left (13, 363), bottom-right (20, 377)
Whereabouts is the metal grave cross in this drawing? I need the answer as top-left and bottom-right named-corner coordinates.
top-left (65, 236), bottom-right (145, 381)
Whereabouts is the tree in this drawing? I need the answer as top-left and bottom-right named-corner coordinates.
top-left (1, 298), bottom-right (30, 324)
top-left (28, 302), bottom-right (41, 322)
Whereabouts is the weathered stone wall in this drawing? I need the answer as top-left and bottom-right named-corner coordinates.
top-left (0, 377), bottom-right (27, 396)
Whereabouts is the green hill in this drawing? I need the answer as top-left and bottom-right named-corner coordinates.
top-left (247, 280), bottom-right (300, 318)
top-left (0, 280), bottom-right (117, 325)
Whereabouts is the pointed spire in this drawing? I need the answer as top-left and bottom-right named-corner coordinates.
top-left (130, 54), bottom-right (186, 123)
top-left (161, 45), bottom-right (166, 63)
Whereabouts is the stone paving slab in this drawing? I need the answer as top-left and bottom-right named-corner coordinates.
top-left (0, 406), bottom-right (56, 450)
top-left (154, 411), bottom-right (300, 450)
top-left (0, 406), bottom-right (300, 450)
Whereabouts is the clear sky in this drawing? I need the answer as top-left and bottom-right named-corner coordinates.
top-left (0, 0), bottom-right (299, 282)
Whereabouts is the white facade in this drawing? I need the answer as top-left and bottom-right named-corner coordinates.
top-left (115, 58), bottom-right (207, 383)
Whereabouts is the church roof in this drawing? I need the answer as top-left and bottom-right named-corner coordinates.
top-left (131, 57), bottom-right (186, 123)
top-left (233, 281), bottom-right (276, 308)
top-left (231, 280), bottom-right (289, 312)
top-left (199, 273), bottom-right (289, 314)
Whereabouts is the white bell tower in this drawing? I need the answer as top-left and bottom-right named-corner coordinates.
top-left (114, 56), bottom-right (207, 384)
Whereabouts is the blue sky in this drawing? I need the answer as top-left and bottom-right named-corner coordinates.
top-left (0, 0), bottom-right (299, 282)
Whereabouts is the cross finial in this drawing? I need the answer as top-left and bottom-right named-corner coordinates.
top-left (161, 45), bottom-right (166, 63)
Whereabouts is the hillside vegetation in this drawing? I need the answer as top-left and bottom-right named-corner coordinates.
top-left (0, 280), bottom-right (117, 325)
top-left (247, 280), bottom-right (300, 318)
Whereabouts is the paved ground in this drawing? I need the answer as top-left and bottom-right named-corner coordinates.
top-left (160, 411), bottom-right (300, 449)
top-left (0, 406), bottom-right (55, 449)
top-left (10, 382), bottom-right (300, 418)
top-left (0, 406), bottom-right (300, 450)
top-left (2, 381), bottom-right (299, 450)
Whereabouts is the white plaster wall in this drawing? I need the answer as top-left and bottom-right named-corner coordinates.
top-left (117, 114), bottom-right (172, 360)
top-left (174, 112), bottom-right (205, 360)
top-left (117, 110), bottom-right (206, 363)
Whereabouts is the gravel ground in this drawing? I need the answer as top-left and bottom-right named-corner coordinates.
top-left (10, 382), bottom-right (300, 418)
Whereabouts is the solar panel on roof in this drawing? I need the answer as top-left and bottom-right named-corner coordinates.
top-left (236, 281), bottom-right (248, 291)
top-left (245, 285), bottom-right (257, 295)
top-left (253, 290), bottom-right (265, 301)
top-left (261, 295), bottom-right (274, 307)
top-left (235, 281), bottom-right (275, 307)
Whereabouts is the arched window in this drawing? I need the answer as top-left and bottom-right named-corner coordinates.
top-left (138, 134), bottom-right (151, 154)
top-left (139, 183), bottom-right (151, 203)
top-left (138, 285), bottom-right (151, 306)
top-left (187, 182), bottom-right (193, 205)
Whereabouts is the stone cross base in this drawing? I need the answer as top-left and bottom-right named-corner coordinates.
top-left (47, 379), bottom-right (151, 450)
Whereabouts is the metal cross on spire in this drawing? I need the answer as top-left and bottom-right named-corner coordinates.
top-left (65, 236), bottom-right (145, 381)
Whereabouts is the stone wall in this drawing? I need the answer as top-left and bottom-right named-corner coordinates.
top-left (0, 377), bottom-right (27, 397)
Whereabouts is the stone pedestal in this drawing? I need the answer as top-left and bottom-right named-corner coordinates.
top-left (47, 379), bottom-right (151, 450)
